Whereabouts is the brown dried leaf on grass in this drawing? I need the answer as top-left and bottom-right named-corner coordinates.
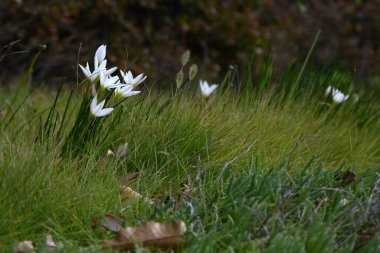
top-left (13, 241), bottom-right (34, 253)
top-left (101, 214), bottom-right (123, 232)
top-left (101, 220), bottom-right (187, 251)
top-left (116, 142), bottom-right (129, 158)
top-left (119, 186), bottom-right (143, 201)
top-left (119, 184), bottom-right (154, 204)
top-left (45, 235), bottom-right (57, 250)
top-left (120, 172), bottom-right (140, 185)
top-left (334, 170), bottom-right (357, 187)
top-left (13, 235), bottom-right (56, 253)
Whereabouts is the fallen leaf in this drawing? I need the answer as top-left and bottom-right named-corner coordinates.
top-left (13, 241), bottom-right (34, 253)
top-left (101, 220), bottom-right (187, 251)
top-left (120, 172), bottom-right (140, 185)
top-left (107, 149), bottom-right (114, 157)
top-left (119, 186), bottom-right (143, 200)
top-left (101, 214), bottom-right (123, 232)
top-left (119, 186), bottom-right (153, 204)
top-left (334, 170), bottom-right (356, 187)
top-left (98, 156), bottom-right (110, 168)
top-left (116, 142), bottom-right (129, 158)
top-left (354, 230), bottom-right (377, 251)
top-left (174, 184), bottom-right (192, 210)
top-left (45, 235), bottom-right (56, 248)
top-left (314, 197), bottom-right (329, 206)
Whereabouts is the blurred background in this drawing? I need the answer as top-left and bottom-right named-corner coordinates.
top-left (1, 0), bottom-right (380, 87)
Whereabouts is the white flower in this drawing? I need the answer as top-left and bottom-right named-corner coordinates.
top-left (325, 85), bottom-right (333, 96)
top-left (90, 95), bottom-right (114, 117)
top-left (99, 71), bottom-right (120, 90)
top-left (339, 198), bottom-right (349, 206)
top-left (79, 62), bottom-right (99, 82)
top-left (94, 45), bottom-right (107, 69)
top-left (199, 80), bottom-right (218, 97)
top-left (79, 44), bottom-right (117, 82)
top-left (79, 60), bottom-right (115, 82)
top-left (333, 92), bottom-right (350, 103)
top-left (114, 85), bottom-right (141, 98)
top-left (120, 70), bottom-right (147, 87)
top-left (103, 66), bottom-right (117, 77)
top-left (325, 86), bottom-right (349, 103)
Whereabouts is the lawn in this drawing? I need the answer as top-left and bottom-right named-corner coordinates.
top-left (0, 48), bottom-right (379, 252)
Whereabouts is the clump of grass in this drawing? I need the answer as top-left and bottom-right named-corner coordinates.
top-left (0, 46), bottom-right (379, 251)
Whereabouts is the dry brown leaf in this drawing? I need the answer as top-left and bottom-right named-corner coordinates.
top-left (116, 142), bottom-right (129, 158)
top-left (13, 241), bottom-right (34, 253)
top-left (45, 235), bottom-right (56, 248)
top-left (119, 186), bottom-right (143, 200)
top-left (314, 197), bottom-right (329, 206)
top-left (98, 157), bottom-right (110, 168)
top-left (97, 148), bottom-right (116, 168)
top-left (334, 170), bottom-right (356, 187)
top-left (174, 184), bottom-right (192, 209)
top-left (101, 214), bottom-right (123, 232)
top-left (119, 186), bottom-right (153, 205)
top-left (101, 220), bottom-right (187, 251)
top-left (120, 172), bottom-right (140, 186)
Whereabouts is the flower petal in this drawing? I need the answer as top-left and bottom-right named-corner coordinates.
top-left (97, 108), bottom-right (114, 117)
top-left (90, 95), bottom-right (98, 115)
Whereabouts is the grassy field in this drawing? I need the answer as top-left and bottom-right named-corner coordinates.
top-left (1, 59), bottom-right (380, 252)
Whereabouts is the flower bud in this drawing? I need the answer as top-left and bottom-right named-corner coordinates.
top-left (176, 70), bottom-right (185, 89)
top-left (189, 64), bottom-right (198, 81)
top-left (181, 50), bottom-right (191, 66)
top-left (39, 44), bottom-right (47, 50)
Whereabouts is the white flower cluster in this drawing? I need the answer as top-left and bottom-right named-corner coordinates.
top-left (325, 85), bottom-right (358, 104)
top-left (79, 45), bottom-right (146, 117)
top-left (199, 80), bottom-right (218, 97)
top-left (325, 86), bottom-right (349, 103)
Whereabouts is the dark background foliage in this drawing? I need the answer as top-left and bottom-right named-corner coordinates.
top-left (1, 0), bottom-right (379, 85)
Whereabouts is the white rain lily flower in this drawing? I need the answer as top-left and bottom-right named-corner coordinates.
top-left (94, 45), bottom-right (107, 69)
top-left (79, 60), bottom-right (117, 82)
top-left (199, 80), bottom-right (218, 97)
top-left (90, 95), bottom-right (114, 117)
top-left (325, 85), bottom-right (333, 96)
top-left (332, 92), bottom-right (350, 103)
top-left (79, 60), bottom-right (106, 82)
top-left (114, 85), bottom-right (141, 98)
top-left (103, 66), bottom-right (117, 77)
top-left (79, 44), bottom-right (117, 83)
top-left (79, 62), bottom-right (99, 82)
top-left (325, 86), bottom-right (349, 103)
top-left (99, 71), bottom-right (120, 90)
top-left (120, 70), bottom-right (147, 87)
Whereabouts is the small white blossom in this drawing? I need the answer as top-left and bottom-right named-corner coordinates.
top-left (94, 45), bottom-right (107, 69)
top-left (79, 62), bottom-right (101, 82)
top-left (79, 44), bottom-right (117, 82)
top-left (120, 70), bottom-right (147, 87)
top-left (114, 85), bottom-right (141, 98)
top-left (103, 66), bottom-right (117, 77)
top-left (199, 80), bottom-right (218, 97)
top-left (325, 86), bottom-right (349, 103)
top-left (90, 95), bottom-right (114, 117)
top-left (340, 198), bottom-right (349, 206)
top-left (99, 71), bottom-right (120, 90)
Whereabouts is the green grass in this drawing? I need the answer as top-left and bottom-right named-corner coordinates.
top-left (0, 65), bottom-right (379, 252)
